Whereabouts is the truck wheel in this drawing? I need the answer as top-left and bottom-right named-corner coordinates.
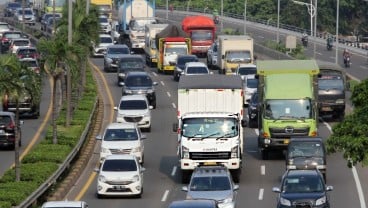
top-left (248, 119), bottom-right (256, 128)
top-left (261, 149), bottom-right (269, 160)
top-left (231, 169), bottom-right (241, 183)
top-left (181, 170), bottom-right (191, 184)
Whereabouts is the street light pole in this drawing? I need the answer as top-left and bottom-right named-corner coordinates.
top-left (292, 0), bottom-right (316, 36)
top-left (244, 0), bottom-right (247, 35)
top-left (221, 0), bottom-right (223, 33)
top-left (335, 0), bottom-right (339, 64)
top-left (166, 0), bottom-right (168, 19)
top-left (313, 0), bottom-right (317, 59)
top-left (277, 0), bottom-right (280, 43)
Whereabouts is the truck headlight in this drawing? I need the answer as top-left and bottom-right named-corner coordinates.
top-left (118, 73), bottom-right (125, 77)
top-left (182, 146), bottom-right (190, 159)
top-left (131, 146), bottom-right (142, 153)
top-left (315, 196), bottom-right (327, 206)
top-left (280, 197), bottom-right (291, 206)
top-left (336, 99), bottom-right (345, 104)
top-left (231, 146), bottom-right (239, 158)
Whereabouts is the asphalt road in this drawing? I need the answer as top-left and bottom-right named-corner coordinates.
top-left (1, 9), bottom-right (368, 208)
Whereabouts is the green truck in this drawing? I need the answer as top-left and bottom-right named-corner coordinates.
top-left (256, 60), bottom-right (320, 160)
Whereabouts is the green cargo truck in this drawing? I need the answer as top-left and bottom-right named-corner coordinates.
top-left (256, 60), bottom-right (320, 160)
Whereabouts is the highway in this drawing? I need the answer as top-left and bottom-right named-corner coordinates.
top-left (1, 9), bottom-right (368, 208)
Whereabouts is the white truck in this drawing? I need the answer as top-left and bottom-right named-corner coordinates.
top-left (173, 75), bottom-right (246, 183)
top-left (217, 35), bottom-right (254, 75)
top-left (117, 0), bottom-right (155, 44)
top-left (144, 23), bottom-right (168, 67)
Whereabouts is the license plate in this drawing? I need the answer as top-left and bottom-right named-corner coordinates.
top-left (113, 185), bottom-right (126, 190)
top-left (204, 162), bottom-right (217, 166)
top-left (152, 59), bottom-right (157, 62)
top-left (284, 139), bottom-right (290, 144)
top-left (321, 106), bottom-right (332, 111)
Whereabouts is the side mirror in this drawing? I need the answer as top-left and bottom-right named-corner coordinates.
top-left (153, 82), bottom-right (158, 86)
top-left (326, 185), bottom-right (333, 191)
top-left (119, 82), bottom-right (125, 86)
top-left (222, 54), bottom-right (225, 59)
top-left (141, 134), bottom-right (147, 140)
top-left (94, 167), bottom-right (100, 173)
top-left (209, 71), bottom-right (214, 74)
top-left (173, 123), bottom-right (178, 132)
top-left (272, 187), bottom-right (281, 193)
top-left (19, 120), bottom-right (24, 125)
top-left (149, 105), bottom-right (154, 110)
top-left (141, 167), bottom-right (146, 172)
top-left (181, 186), bottom-right (188, 192)
top-left (96, 135), bottom-right (102, 140)
top-left (233, 184), bottom-right (239, 190)
top-left (113, 106), bottom-right (118, 111)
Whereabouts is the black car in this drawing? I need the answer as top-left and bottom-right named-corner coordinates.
top-left (3, 2), bottom-right (21, 17)
top-left (247, 92), bottom-right (258, 128)
top-left (1, 31), bottom-right (26, 53)
top-left (116, 55), bottom-right (145, 85)
top-left (0, 111), bottom-right (22, 149)
top-left (40, 13), bottom-right (62, 31)
top-left (272, 169), bottom-right (333, 208)
top-left (121, 71), bottom-right (158, 109)
top-left (173, 54), bottom-right (199, 81)
top-left (286, 137), bottom-right (327, 181)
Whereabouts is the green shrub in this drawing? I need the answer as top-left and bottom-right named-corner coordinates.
top-left (0, 200), bottom-right (11, 208)
top-left (0, 189), bottom-right (27, 206)
top-left (22, 145), bottom-right (72, 164)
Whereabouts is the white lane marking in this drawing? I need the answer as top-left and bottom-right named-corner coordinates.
top-left (258, 36), bottom-right (264, 39)
top-left (172, 103), bottom-right (176, 109)
top-left (261, 165), bottom-right (265, 175)
top-left (160, 81), bottom-right (165, 86)
top-left (329, 56), bottom-right (335, 59)
top-left (352, 166), bottom-right (367, 208)
top-left (152, 72), bottom-right (158, 77)
top-left (360, 65), bottom-right (368, 69)
top-left (171, 166), bottom-right (177, 176)
top-left (254, 128), bottom-right (259, 136)
top-left (167, 91), bottom-right (171, 97)
top-left (161, 190), bottom-right (170, 202)
top-left (316, 52), bottom-right (323, 55)
top-left (258, 188), bottom-right (264, 200)
top-left (324, 122), bottom-right (367, 208)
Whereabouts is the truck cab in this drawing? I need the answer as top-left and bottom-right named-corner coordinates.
top-left (128, 17), bottom-right (157, 52)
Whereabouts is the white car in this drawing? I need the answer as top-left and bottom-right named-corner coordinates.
top-left (99, 15), bottom-right (111, 34)
top-left (96, 122), bottom-right (146, 164)
top-left (13, 8), bottom-right (35, 25)
top-left (181, 62), bottom-right (212, 77)
top-left (243, 74), bottom-right (258, 106)
top-left (9, 38), bottom-right (31, 54)
top-left (114, 95), bottom-right (153, 132)
top-left (96, 154), bottom-right (145, 198)
top-left (92, 34), bottom-right (115, 57)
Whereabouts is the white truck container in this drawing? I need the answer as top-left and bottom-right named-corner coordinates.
top-left (144, 23), bottom-right (168, 66)
top-left (217, 35), bottom-right (254, 75)
top-left (117, 0), bottom-right (155, 41)
top-left (173, 75), bottom-right (246, 183)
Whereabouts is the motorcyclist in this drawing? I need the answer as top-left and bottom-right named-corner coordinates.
top-left (213, 9), bottom-right (219, 24)
top-left (327, 36), bottom-right (333, 50)
top-left (343, 49), bottom-right (351, 66)
top-left (302, 32), bottom-right (308, 46)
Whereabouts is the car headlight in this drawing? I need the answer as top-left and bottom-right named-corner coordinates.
top-left (131, 146), bottom-right (142, 153)
top-left (118, 73), bottom-right (125, 77)
top-left (221, 196), bottom-right (234, 204)
top-left (182, 146), bottom-right (190, 159)
top-left (98, 175), bottom-right (107, 182)
top-left (147, 89), bottom-right (154, 93)
top-left (231, 145), bottom-right (239, 158)
top-left (101, 147), bottom-right (110, 153)
top-left (124, 89), bottom-right (133, 94)
top-left (280, 197), bottom-right (291, 206)
top-left (132, 174), bottom-right (139, 182)
top-left (315, 196), bottom-right (327, 206)
top-left (336, 99), bottom-right (345, 104)
top-left (143, 112), bottom-right (151, 118)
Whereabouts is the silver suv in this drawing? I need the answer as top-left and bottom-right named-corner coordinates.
top-left (182, 166), bottom-right (239, 208)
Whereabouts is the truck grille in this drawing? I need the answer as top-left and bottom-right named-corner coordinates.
top-left (269, 127), bottom-right (309, 138)
top-left (124, 116), bottom-right (143, 123)
top-left (190, 152), bottom-right (231, 160)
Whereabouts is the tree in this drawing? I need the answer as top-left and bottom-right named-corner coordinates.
top-left (0, 54), bottom-right (41, 181)
top-left (327, 79), bottom-right (368, 167)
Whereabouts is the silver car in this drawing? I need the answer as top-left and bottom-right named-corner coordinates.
top-left (103, 44), bottom-right (130, 72)
top-left (13, 8), bottom-right (36, 25)
top-left (182, 166), bottom-right (239, 208)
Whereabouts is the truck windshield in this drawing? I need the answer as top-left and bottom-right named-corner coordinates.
top-left (191, 30), bottom-right (213, 41)
top-left (165, 46), bottom-right (188, 55)
top-left (182, 117), bottom-right (238, 138)
top-left (225, 51), bottom-right (251, 63)
top-left (318, 77), bottom-right (344, 90)
top-left (264, 99), bottom-right (312, 120)
top-left (132, 19), bottom-right (157, 30)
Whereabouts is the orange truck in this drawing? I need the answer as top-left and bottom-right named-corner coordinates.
top-left (181, 15), bottom-right (216, 57)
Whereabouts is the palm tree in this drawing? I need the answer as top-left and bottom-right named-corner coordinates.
top-left (0, 54), bottom-right (41, 181)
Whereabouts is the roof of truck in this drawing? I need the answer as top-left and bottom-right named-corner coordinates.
top-left (257, 60), bottom-right (319, 75)
top-left (178, 74), bottom-right (242, 89)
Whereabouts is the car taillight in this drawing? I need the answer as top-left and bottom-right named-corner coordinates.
top-left (34, 67), bottom-right (40, 74)
top-left (6, 121), bottom-right (15, 130)
top-left (1, 37), bottom-right (8, 43)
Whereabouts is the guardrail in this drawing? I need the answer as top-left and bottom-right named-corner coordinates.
top-left (156, 5), bottom-right (368, 51)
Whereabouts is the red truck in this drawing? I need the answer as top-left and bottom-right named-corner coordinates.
top-left (181, 15), bottom-right (216, 57)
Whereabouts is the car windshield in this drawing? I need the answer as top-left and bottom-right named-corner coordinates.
top-left (282, 175), bottom-right (324, 193)
top-left (125, 75), bottom-right (153, 87)
top-left (120, 100), bottom-right (147, 110)
top-left (186, 67), bottom-right (208, 74)
top-left (5, 33), bottom-right (21, 39)
top-left (13, 40), bottom-right (30, 46)
top-left (288, 141), bottom-right (324, 158)
top-left (182, 117), bottom-right (238, 138)
top-left (104, 128), bottom-right (138, 141)
top-left (318, 77), bottom-right (344, 91)
top-left (18, 49), bottom-right (37, 55)
top-left (246, 78), bottom-right (258, 88)
top-left (18, 9), bottom-right (33, 15)
top-left (0, 116), bottom-right (11, 126)
top-left (108, 47), bottom-right (129, 54)
top-left (190, 176), bottom-right (231, 191)
top-left (102, 159), bottom-right (137, 171)
top-left (8, 3), bottom-right (21, 9)
top-left (0, 24), bottom-right (9, 30)
top-left (99, 17), bottom-right (108, 23)
top-left (177, 57), bottom-right (197, 65)
top-left (237, 67), bottom-right (256, 75)
top-left (100, 37), bottom-right (112, 43)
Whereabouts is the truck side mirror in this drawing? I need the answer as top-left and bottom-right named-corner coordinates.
top-left (173, 123), bottom-right (178, 132)
top-left (254, 55), bottom-right (257, 60)
top-left (222, 54), bottom-right (224, 59)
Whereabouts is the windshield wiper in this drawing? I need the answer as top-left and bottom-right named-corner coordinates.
top-left (216, 132), bottom-right (235, 140)
top-left (200, 132), bottom-right (220, 140)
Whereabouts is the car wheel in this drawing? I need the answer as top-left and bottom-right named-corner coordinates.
top-left (96, 193), bottom-right (104, 199)
top-left (248, 119), bottom-right (256, 128)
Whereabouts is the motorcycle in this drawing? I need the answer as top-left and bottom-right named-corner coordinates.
top-left (327, 42), bottom-right (333, 51)
top-left (213, 15), bottom-right (219, 24)
top-left (344, 56), bottom-right (351, 68)
top-left (302, 36), bottom-right (308, 47)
